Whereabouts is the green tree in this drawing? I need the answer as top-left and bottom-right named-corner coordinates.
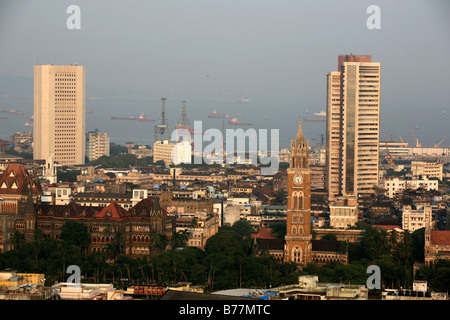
top-left (60, 220), bottom-right (91, 257)
top-left (9, 231), bottom-right (24, 250)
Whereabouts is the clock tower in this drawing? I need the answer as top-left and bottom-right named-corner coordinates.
top-left (284, 119), bottom-right (312, 266)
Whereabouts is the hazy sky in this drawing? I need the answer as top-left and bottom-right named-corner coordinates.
top-left (0, 0), bottom-right (449, 146)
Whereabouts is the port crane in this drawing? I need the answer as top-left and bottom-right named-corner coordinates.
top-left (382, 127), bottom-right (395, 166)
top-left (434, 136), bottom-right (447, 147)
top-left (412, 127), bottom-right (421, 147)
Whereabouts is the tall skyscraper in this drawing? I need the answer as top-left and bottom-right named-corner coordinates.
top-left (34, 64), bottom-right (86, 165)
top-left (284, 119), bottom-right (312, 266)
top-left (326, 55), bottom-right (381, 200)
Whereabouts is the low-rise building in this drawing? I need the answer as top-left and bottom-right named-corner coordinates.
top-left (329, 196), bottom-right (358, 229)
top-left (175, 211), bottom-right (219, 249)
top-left (402, 205), bottom-right (432, 233)
top-left (52, 282), bottom-right (131, 300)
top-left (425, 227), bottom-right (450, 266)
top-left (383, 176), bottom-right (439, 198)
top-left (153, 140), bottom-right (191, 165)
top-left (411, 160), bottom-right (444, 180)
top-left (273, 275), bottom-right (368, 300)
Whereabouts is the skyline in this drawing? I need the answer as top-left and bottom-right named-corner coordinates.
top-left (0, 1), bottom-right (449, 148)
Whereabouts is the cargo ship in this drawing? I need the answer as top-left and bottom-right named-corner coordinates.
top-left (8, 109), bottom-right (25, 115)
top-left (111, 116), bottom-right (136, 120)
top-left (303, 110), bottom-right (326, 122)
top-left (229, 118), bottom-right (252, 125)
top-left (303, 117), bottom-right (326, 122)
top-left (208, 110), bottom-right (231, 119)
top-left (137, 114), bottom-right (155, 122)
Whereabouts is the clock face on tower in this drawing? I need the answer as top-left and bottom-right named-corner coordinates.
top-left (294, 175), bottom-right (303, 185)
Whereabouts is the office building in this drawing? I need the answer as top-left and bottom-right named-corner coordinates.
top-left (34, 64), bottom-right (86, 165)
top-left (153, 140), bottom-right (191, 166)
top-left (411, 160), bottom-right (444, 181)
top-left (326, 55), bottom-right (381, 200)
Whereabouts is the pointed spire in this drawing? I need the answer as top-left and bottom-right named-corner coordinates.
top-left (296, 118), bottom-right (304, 143)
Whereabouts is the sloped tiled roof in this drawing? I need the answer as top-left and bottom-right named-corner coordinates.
top-left (0, 164), bottom-right (41, 195)
top-left (94, 202), bottom-right (130, 219)
top-left (256, 238), bottom-right (284, 251)
top-left (251, 227), bottom-right (276, 239)
top-left (312, 239), bottom-right (341, 252)
top-left (36, 202), bottom-right (100, 218)
top-left (430, 230), bottom-right (450, 246)
top-left (128, 198), bottom-right (167, 218)
top-left (36, 197), bottom-right (168, 220)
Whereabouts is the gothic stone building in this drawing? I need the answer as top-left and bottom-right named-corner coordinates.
top-left (283, 120), bottom-right (347, 267)
top-left (35, 198), bottom-right (175, 257)
top-left (0, 164), bottom-right (42, 251)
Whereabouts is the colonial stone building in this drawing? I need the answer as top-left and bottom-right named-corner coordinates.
top-left (0, 164), bottom-right (42, 251)
top-left (282, 120), bottom-right (348, 266)
top-left (425, 228), bottom-right (450, 266)
top-left (284, 119), bottom-right (313, 266)
top-left (35, 197), bottom-right (175, 257)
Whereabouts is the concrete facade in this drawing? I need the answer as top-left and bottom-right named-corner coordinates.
top-left (34, 64), bottom-right (86, 165)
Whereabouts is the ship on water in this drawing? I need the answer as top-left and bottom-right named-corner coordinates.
top-left (111, 115), bottom-right (137, 120)
top-left (229, 118), bottom-right (253, 125)
top-left (8, 109), bottom-right (25, 115)
top-left (137, 113), bottom-right (155, 122)
top-left (208, 110), bottom-right (231, 119)
top-left (303, 110), bottom-right (326, 122)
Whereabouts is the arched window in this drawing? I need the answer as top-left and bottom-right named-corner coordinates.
top-left (293, 246), bottom-right (302, 263)
top-left (291, 226), bottom-right (297, 234)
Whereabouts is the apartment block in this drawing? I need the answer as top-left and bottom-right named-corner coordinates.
top-left (411, 161), bottom-right (444, 181)
top-left (86, 129), bottom-right (110, 162)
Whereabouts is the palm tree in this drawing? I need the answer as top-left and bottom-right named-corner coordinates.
top-left (106, 231), bottom-right (125, 262)
top-left (388, 229), bottom-right (400, 252)
top-left (150, 234), bottom-right (169, 254)
top-left (171, 229), bottom-right (191, 249)
top-left (9, 231), bottom-right (24, 250)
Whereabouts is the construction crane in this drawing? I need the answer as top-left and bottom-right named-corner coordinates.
top-left (434, 136), bottom-right (447, 147)
top-left (412, 127), bottom-right (421, 147)
top-left (398, 134), bottom-right (406, 145)
top-left (382, 127), bottom-right (395, 166)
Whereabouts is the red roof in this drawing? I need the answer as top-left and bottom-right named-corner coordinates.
top-left (430, 230), bottom-right (450, 246)
top-left (0, 164), bottom-right (41, 195)
top-left (95, 202), bottom-right (130, 219)
top-left (373, 225), bottom-right (401, 231)
top-left (251, 227), bottom-right (276, 239)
